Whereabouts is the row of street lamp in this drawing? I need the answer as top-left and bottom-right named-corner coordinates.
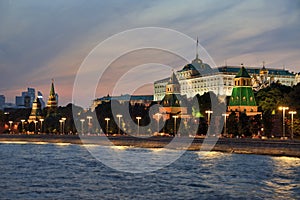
top-left (279, 106), bottom-right (297, 139)
top-left (205, 107), bottom-right (297, 139)
top-left (6, 107), bottom-right (297, 138)
top-left (80, 114), bottom-right (172, 136)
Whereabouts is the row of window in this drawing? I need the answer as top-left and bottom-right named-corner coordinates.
top-left (231, 96), bottom-right (254, 101)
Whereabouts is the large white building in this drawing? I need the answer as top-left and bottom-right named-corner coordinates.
top-left (154, 56), bottom-right (297, 101)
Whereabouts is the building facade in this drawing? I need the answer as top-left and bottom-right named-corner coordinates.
top-left (0, 95), bottom-right (5, 110)
top-left (154, 57), bottom-right (297, 101)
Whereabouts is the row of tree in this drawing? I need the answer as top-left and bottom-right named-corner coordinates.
top-left (1, 82), bottom-right (299, 137)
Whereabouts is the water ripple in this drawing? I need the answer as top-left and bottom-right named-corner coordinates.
top-left (0, 143), bottom-right (299, 199)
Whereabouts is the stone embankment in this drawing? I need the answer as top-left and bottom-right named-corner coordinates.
top-left (0, 134), bottom-right (299, 157)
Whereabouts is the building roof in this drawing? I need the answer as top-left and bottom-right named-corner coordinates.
top-left (168, 72), bottom-right (179, 85)
top-left (229, 87), bottom-right (257, 107)
top-left (95, 94), bottom-right (153, 102)
top-left (50, 79), bottom-right (55, 96)
top-left (217, 66), bottom-right (295, 76)
top-left (160, 93), bottom-right (186, 107)
top-left (235, 67), bottom-right (251, 78)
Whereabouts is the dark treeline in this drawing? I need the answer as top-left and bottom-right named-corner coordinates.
top-left (1, 82), bottom-right (299, 137)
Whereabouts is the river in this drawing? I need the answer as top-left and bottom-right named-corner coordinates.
top-left (0, 142), bottom-right (299, 199)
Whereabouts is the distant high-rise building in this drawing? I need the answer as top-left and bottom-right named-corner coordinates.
top-left (0, 95), bottom-right (5, 110)
top-left (46, 79), bottom-right (58, 108)
top-left (15, 88), bottom-right (36, 108)
top-left (37, 91), bottom-right (46, 109)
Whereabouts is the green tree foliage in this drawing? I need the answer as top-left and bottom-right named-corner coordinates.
top-left (255, 83), bottom-right (292, 136)
top-left (227, 112), bottom-right (238, 137)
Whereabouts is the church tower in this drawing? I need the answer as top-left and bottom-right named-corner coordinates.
top-left (165, 72), bottom-right (181, 94)
top-left (28, 96), bottom-right (42, 123)
top-left (227, 65), bottom-right (261, 116)
top-left (46, 79), bottom-right (58, 108)
top-left (159, 72), bottom-right (187, 119)
top-left (259, 61), bottom-right (268, 83)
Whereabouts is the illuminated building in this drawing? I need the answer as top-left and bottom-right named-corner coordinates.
top-left (227, 66), bottom-right (261, 117)
top-left (28, 96), bottom-right (43, 123)
top-left (46, 79), bottom-right (58, 108)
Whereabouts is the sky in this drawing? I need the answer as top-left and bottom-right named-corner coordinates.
top-left (0, 0), bottom-right (300, 107)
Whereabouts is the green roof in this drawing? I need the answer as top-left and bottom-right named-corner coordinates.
top-left (229, 87), bottom-right (257, 106)
top-left (235, 67), bottom-right (251, 78)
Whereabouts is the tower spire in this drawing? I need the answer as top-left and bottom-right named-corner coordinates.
top-left (50, 78), bottom-right (55, 96)
top-left (47, 79), bottom-right (58, 108)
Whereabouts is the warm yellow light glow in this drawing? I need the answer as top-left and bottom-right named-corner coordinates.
top-left (278, 106), bottom-right (289, 111)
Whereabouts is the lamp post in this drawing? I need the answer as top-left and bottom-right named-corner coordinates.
top-left (39, 118), bottom-right (44, 133)
top-left (116, 114), bottom-right (123, 135)
top-left (155, 113), bottom-right (162, 134)
top-left (9, 121), bottom-right (13, 133)
top-left (205, 110), bottom-right (213, 125)
top-left (80, 119), bottom-right (85, 135)
top-left (21, 119), bottom-right (25, 133)
top-left (105, 118), bottom-right (110, 135)
top-left (34, 120), bottom-right (38, 134)
top-left (172, 115), bottom-right (179, 136)
top-left (222, 113), bottom-right (229, 137)
top-left (136, 116), bottom-right (141, 136)
top-left (279, 106), bottom-right (289, 138)
top-left (59, 120), bottom-right (63, 134)
top-left (61, 117), bottom-right (66, 134)
top-left (288, 111), bottom-right (297, 140)
top-left (87, 116), bottom-right (92, 133)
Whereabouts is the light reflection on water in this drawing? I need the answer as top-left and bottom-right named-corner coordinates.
top-left (262, 157), bottom-right (300, 199)
top-left (0, 143), bottom-right (299, 199)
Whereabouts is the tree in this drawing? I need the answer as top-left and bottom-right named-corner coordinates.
top-left (227, 112), bottom-right (238, 137)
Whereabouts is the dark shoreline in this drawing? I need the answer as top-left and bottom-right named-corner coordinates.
top-left (0, 134), bottom-right (300, 157)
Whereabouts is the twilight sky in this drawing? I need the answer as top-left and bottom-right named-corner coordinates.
top-left (0, 0), bottom-right (300, 107)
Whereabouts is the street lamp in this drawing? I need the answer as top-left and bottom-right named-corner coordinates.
top-left (205, 110), bottom-right (213, 125)
top-left (172, 115), bottom-right (179, 136)
top-left (288, 111), bottom-right (297, 140)
top-left (279, 106), bottom-right (289, 139)
top-left (105, 118), bottom-right (110, 135)
top-left (61, 117), bottom-right (66, 134)
top-left (116, 114), bottom-right (123, 135)
top-left (39, 118), bottom-right (44, 133)
top-left (136, 116), bottom-right (142, 136)
top-left (155, 113), bottom-right (162, 134)
top-left (34, 121), bottom-right (38, 134)
top-left (87, 116), bottom-right (92, 133)
top-left (59, 120), bottom-right (63, 134)
top-left (222, 113), bottom-right (229, 137)
top-left (9, 121), bottom-right (13, 133)
top-left (21, 119), bottom-right (25, 133)
top-left (80, 119), bottom-right (85, 135)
